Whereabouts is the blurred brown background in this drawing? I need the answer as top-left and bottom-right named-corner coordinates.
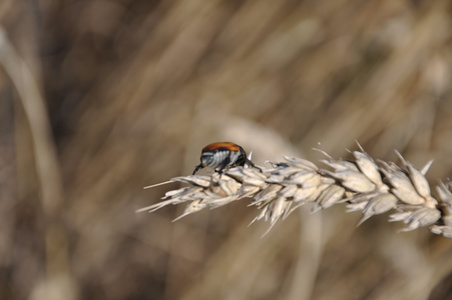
top-left (1, 0), bottom-right (452, 299)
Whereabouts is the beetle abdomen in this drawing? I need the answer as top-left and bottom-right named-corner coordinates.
top-left (202, 149), bottom-right (241, 168)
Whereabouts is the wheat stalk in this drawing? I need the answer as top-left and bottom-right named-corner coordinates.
top-left (138, 143), bottom-right (452, 238)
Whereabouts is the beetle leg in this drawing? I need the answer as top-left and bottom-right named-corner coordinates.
top-left (217, 156), bottom-right (231, 174)
top-left (245, 159), bottom-right (262, 172)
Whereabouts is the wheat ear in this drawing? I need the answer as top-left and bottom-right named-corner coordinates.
top-left (139, 143), bottom-right (452, 238)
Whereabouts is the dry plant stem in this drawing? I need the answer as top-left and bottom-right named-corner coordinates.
top-left (0, 27), bottom-right (70, 278)
top-left (283, 207), bottom-right (323, 300)
top-left (141, 143), bottom-right (452, 238)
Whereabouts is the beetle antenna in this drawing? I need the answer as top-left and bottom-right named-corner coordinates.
top-left (192, 163), bottom-right (204, 175)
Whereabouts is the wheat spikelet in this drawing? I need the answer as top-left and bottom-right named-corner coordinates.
top-left (139, 143), bottom-right (452, 238)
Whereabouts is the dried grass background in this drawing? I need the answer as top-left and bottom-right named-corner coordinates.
top-left (1, 0), bottom-right (452, 299)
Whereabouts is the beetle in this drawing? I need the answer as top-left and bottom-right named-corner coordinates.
top-left (192, 142), bottom-right (261, 175)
